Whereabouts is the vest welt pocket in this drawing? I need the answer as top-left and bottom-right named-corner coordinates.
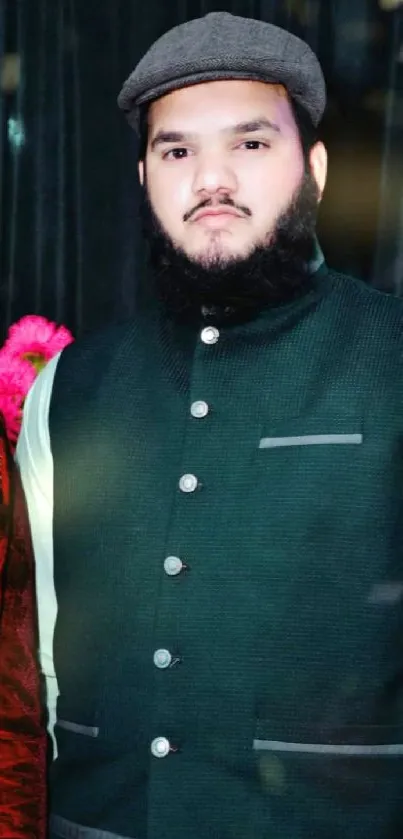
top-left (253, 721), bottom-right (403, 757)
top-left (50, 813), bottom-right (130, 838)
top-left (253, 722), bottom-right (403, 801)
top-left (253, 737), bottom-right (403, 756)
top-left (56, 718), bottom-right (99, 738)
top-left (253, 416), bottom-right (364, 520)
top-left (259, 433), bottom-right (363, 449)
top-left (258, 411), bottom-right (363, 451)
top-left (56, 693), bottom-right (100, 740)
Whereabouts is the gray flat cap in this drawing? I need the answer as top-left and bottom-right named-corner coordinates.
top-left (117, 11), bottom-right (326, 133)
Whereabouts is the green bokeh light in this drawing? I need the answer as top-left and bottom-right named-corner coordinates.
top-left (8, 117), bottom-right (25, 150)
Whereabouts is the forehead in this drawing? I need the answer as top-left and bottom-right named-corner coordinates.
top-left (147, 79), bottom-right (296, 135)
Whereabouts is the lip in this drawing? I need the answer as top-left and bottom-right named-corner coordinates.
top-left (191, 208), bottom-right (244, 223)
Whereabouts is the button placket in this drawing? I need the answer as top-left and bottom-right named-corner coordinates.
top-left (151, 328), bottom-right (220, 770)
top-left (193, 323), bottom-right (220, 424)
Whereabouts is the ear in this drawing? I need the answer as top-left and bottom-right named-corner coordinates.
top-left (309, 141), bottom-right (327, 200)
top-left (138, 160), bottom-right (144, 186)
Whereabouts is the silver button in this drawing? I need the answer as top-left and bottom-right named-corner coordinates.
top-left (164, 556), bottom-right (184, 576)
top-left (201, 326), bottom-right (219, 345)
top-left (190, 400), bottom-right (209, 419)
top-left (151, 737), bottom-right (171, 758)
top-left (153, 649), bottom-right (173, 669)
top-left (179, 473), bottom-right (198, 493)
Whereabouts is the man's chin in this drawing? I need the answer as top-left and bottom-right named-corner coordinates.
top-left (183, 243), bottom-right (253, 271)
top-left (141, 171), bottom-right (320, 322)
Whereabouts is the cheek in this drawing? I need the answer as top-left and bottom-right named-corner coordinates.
top-left (147, 166), bottom-right (192, 220)
top-left (246, 156), bottom-right (304, 219)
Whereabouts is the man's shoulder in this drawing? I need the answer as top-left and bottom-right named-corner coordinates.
top-left (55, 313), bottom-right (154, 378)
top-left (326, 267), bottom-right (403, 331)
top-left (59, 317), bottom-right (139, 363)
top-left (49, 316), bottom-right (148, 412)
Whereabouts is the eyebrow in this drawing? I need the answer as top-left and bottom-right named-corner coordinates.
top-left (150, 131), bottom-right (189, 151)
top-left (230, 118), bottom-right (281, 135)
top-left (150, 117), bottom-right (281, 151)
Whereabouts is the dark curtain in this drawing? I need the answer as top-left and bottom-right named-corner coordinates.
top-left (1, 0), bottom-right (403, 340)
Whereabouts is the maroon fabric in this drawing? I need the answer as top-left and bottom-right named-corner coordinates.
top-left (0, 428), bottom-right (47, 838)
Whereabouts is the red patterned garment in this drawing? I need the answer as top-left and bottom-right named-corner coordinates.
top-left (0, 425), bottom-right (47, 837)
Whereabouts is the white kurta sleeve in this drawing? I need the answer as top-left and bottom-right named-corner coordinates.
top-left (15, 351), bottom-right (61, 749)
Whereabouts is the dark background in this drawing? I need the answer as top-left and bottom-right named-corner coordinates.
top-left (1, 0), bottom-right (403, 340)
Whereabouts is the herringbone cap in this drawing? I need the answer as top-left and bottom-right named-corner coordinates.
top-left (117, 12), bottom-right (326, 133)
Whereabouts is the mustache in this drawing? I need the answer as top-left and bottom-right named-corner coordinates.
top-left (183, 195), bottom-right (252, 223)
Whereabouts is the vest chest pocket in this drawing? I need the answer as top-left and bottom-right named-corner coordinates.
top-left (259, 433), bottom-right (363, 449)
top-left (246, 413), bottom-right (366, 553)
top-left (253, 413), bottom-right (364, 508)
top-left (257, 411), bottom-right (363, 452)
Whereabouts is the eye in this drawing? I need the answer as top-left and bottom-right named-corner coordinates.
top-left (163, 147), bottom-right (191, 160)
top-left (238, 140), bottom-right (270, 151)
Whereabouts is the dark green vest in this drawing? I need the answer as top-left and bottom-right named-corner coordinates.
top-left (49, 267), bottom-right (403, 839)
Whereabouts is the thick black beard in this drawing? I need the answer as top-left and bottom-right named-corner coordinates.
top-left (141, 172), bottom-right (320, 325)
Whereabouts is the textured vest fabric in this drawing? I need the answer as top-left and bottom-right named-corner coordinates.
top-left (48, 267), bottom-right (403, 839)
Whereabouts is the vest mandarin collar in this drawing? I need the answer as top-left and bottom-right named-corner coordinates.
top-left (199, 240), bottom-right (327, 331)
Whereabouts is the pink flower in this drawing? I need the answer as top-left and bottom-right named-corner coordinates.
top-left (2, 315), bottom-right (74, 373)
top-left (0, 361), bottom-right (37, 447)
top-left (0, 314), bottom-right (74, 448)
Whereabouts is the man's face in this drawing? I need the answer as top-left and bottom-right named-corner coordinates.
top-left (139, 79), bottom-right (326, 267)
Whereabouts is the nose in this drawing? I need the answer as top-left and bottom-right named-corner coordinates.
top-left (192, 151), bottom-right (238, 199)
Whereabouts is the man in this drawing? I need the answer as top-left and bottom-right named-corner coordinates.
top-left (0, 420), bottom-right (46, 838)
top-left (17, 11), bottom-right (403, 839)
